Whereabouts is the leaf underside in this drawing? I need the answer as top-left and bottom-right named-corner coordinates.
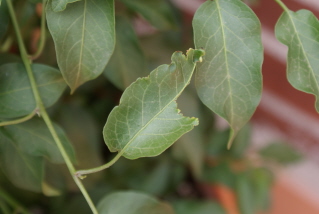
top-left (193, 0), bottom-right (263, 146)
top-left (46, 0), bottom-right (115, 93)
top-left (0, 63), bottom-right (66, 118)
top-left (103, 49), bottom-right (204, 159)
top-left (275, 9), bottom-right (319, 112)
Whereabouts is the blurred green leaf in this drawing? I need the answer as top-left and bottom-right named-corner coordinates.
top-left (275, 9), bottom-right (319, 112)
top-left (51, 0), bottom-right (80, 12)
top-left (1, 118), bottom-right (75, 163)
top-left (173, 199), bottom-right (225, 214)
top-left (206, 128), bottom-right (229, 157)
top-left (202, 162), bottom-right (236, 188)
top-left (54, 104), bottom-right (103, 188)
top-left (104, 16), bottom-right (148, 90)
top-left (0, 63), bottom-right (66, 118)
top-left (259, 142), bottom-right (302, 165)
top-left (193, 0), bottom-right (263, 146)
top-left (249, 168), bottom-right (273, 211)
top-left (120, 0), bottom-right (178, 30)
top-left (103, 49), bottom-right (204, 159)
top-left (46, 0), bottom-right (115, 92)
top-left (97, 191), bottom-right (175, 214)
top-left (0, 129), bottom-right (44, 192)
top-left (174, 89), bottom-right (205, 179)
top-left (236, 173), bottom-right (254, 214)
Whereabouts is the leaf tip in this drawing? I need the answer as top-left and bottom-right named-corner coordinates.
top-left (227, 128), bottom-right (236, 149)
top-left (189, 48), bottom-right (205, 63)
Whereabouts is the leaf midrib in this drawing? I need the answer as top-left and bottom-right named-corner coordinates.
top-left (117, 60), bottom-right (194, 157)
top-left (75, 0), bottom-right (88, 88)
top-left (216, 0), bottom-right (234, 124)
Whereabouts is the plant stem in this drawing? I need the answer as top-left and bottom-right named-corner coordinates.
top-left (274, 0), bottom-right (289, 12)
top-left (30, 0), bottom-right (47, 60)
top-left (75, 151), bottom-right (123, 178)
top-left (0, 110), bottom-right (36, 127)
top-left (0, 188), bottom-right (31, 214)
top-left (5, 0), bottom-right (98, 213)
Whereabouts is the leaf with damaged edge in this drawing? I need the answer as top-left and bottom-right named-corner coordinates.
top-left (0, 63), bottom-right (66, 118)
top-left (193, 0), bottom-right (263, 147)
top-left (103, 49), bottom-right (204, 159)
top-left (46, 0), bottom-right (115, 93)
top-left (275, 9), bottom-right (319, 112)
top-left (97, 191), bottom-right (175, 214)
top-left (104, 16), bottom-right (148, 90)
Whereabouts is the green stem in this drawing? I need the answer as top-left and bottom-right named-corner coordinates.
top-left (0, 110), bottom-right (36, 127)
top-left (30, 0), bottom-right (47, 60)
top-left (75, 151), bottom-right (123, 178)
top-left (274, 0), bottom-right (289, 12)
top-left (0, 188), bottom-right (31, 214)
top-left (5, 0), bottom-right (98, 213)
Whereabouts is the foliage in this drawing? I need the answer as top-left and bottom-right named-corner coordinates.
top-left (0, 0), bottom-right (311, 213)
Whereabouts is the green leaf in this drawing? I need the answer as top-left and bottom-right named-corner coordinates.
top-left (193, 0), bottom-right (263, 147)
top-left (46, 0), bottom-right (115, 93)
top-left (51, 0), bottom-right (81, 12)
top-left (0, 63), bottom-right (66, 118)
top-left (97, 191), bottom-right (175, 214)
top-left (173, 200), bottom-right (225, 214)
top-left (1, 118), bottom-right (75, 164)
top-left (236, 173), bottom-right (255, 214)
top-left (0, 129), bottom-right (44, 192)
top-left (275, 9), bottom-right (319, 112)
top-left (249, 168), bottom-right (273, 211)
top-left (103, 49), bottom-right (204, 159)
top-left (259, 142), bottom-right (302, 165)
top-left (104, 16), bottom-right (148, 90)
top-left (120, 0), bottom-right (177, 31)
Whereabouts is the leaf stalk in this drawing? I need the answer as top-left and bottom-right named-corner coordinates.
top-left (75, 151), bottom-right (123, 178)
top-left (274, 0), bottom-right (289, 12)
top-left (30, 0), bottom-right (47, 60)
top-left (0, 110), bottom-right (36, 127)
